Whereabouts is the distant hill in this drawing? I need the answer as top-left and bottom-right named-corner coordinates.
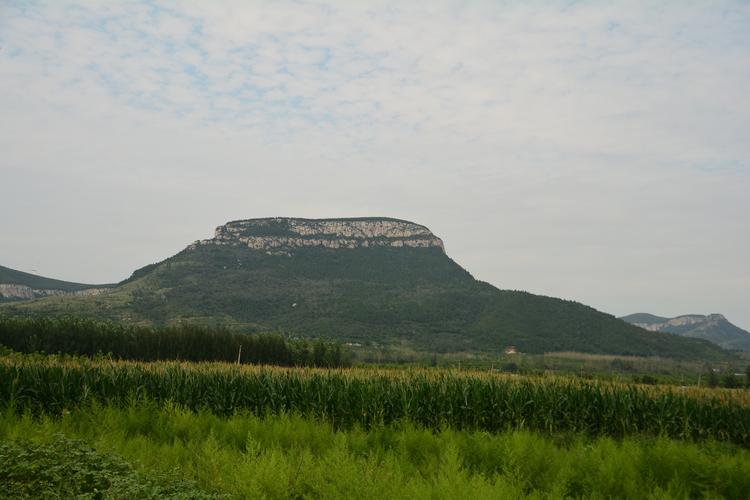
top-left (621, 313), bottom-right (750, 352)
top-left (0, 265), bottom-right (114, 302)
top-left (1, 217), bottom-right (732, 361)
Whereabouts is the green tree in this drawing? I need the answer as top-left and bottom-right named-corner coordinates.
top-left (707, 369), bottom-right (719, 388)
top-left (722, 372), bottom-right (740, 389)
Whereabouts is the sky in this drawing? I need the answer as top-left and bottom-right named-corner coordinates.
top-left (1, 1), bottom-right (748, 329)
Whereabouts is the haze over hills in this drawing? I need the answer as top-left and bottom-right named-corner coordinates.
top-left (0, 265), bottom-right (113, 303)
top-left (621, 313), bottom-right (750, 352)
top-left (0, 217), bottom-right (732, 361)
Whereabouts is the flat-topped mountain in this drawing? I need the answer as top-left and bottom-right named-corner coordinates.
top-left (1, 217), bottom-right (732, 360)
top-left (193, 217), bottom-right (445, 255)
top-left (621, 313), bottom-right (750, 352)
top-left (0, 265), bottom-right (113, 302)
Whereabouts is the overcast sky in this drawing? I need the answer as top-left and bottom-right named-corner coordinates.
top-left (1, 1), bottom-right (748, 329)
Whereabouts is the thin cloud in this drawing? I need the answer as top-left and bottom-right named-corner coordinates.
top-left (0, 0), bottom-right (748, 328)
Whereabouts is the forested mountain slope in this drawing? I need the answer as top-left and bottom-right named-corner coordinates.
top-left (2, 217), bottom-right (731, 360)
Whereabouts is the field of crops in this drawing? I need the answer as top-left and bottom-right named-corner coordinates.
top-left (2, 354), bottom-right (749, 446)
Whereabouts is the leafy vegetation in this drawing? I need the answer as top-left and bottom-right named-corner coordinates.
top-left (2, 342), bottom-right (748, 497)
top-left (2, 405), bottom-right (750, 499)
top-left (704, 368), bottom-right (748, 389)
top-left (2, 355), bottom-right (749, 446)
top-left (0, 434), bottom-right (218, 499)
top-left (0, 316), bottom-right (350, 367)
top-left (2, 245), bottom-right (733, 361)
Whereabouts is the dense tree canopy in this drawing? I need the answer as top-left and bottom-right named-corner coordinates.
top-left (0, 316), bottom-right (349, 367)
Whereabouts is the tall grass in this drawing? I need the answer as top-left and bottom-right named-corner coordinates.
top-left (2, 355), bottom-right (749, 445)
top-left (2, 404), bottom-right (749, 499)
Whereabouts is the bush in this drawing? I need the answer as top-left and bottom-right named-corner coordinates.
top-left (0, 435), bottom-right (219, 499)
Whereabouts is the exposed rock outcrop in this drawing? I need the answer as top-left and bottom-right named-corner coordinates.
top-left (0, 284), bottom-right (34, 300)
top-left (629, 314), bottom-right (728, 332)
top-left (0, 283), bottom-right (110, 301)
top-left (621, 313), bottom-right (750, 351)
top-left (190, 217), bottom-right (445, 255)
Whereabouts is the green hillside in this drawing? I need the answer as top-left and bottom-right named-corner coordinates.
top-left (2, 240), bottom-right (731, 361)
top-left (0, 265), bottom-right (114, 293)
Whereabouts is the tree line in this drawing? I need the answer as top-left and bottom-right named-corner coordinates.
top-left (0, 316), bottom-right (350, 367)
top-left (704, 367), bottom-right (750, 389)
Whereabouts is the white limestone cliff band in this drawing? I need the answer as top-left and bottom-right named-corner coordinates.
top-left (189, 218), bottom-right (445, 255)
top-left (634, 314), bottom-right (728, 331)
top-left (0, 283), bottom-right (110, 300)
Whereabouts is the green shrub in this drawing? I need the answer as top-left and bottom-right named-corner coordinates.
top-left (0, 434), bottom-right (220, 499)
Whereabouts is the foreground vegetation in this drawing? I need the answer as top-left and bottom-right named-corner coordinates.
top-left (3, 353), bottom-right (750, 497)
top-left (0, 434), bottom-right (217, 499)
top-left (2, 354), bottom-right (749, 446)
top-left (2, 404), bottom-right (749, 499)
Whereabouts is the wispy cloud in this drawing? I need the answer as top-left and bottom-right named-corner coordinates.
top-left (3, 0), bottom-right (748, 162)
top-left (0, 0), bottom-right (748, 327)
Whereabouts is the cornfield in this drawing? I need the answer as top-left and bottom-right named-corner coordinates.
top-left (2, 355), bottom-right (749, 446)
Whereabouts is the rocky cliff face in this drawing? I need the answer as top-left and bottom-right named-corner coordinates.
top-left (0, 284), bottom-right (35, 300)
top-left (0, 283), bottom-right (110, 301)
top-left (190, 217), bottom-right (445, 255)
top-left (630, 314), bottom-right (727, 332)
